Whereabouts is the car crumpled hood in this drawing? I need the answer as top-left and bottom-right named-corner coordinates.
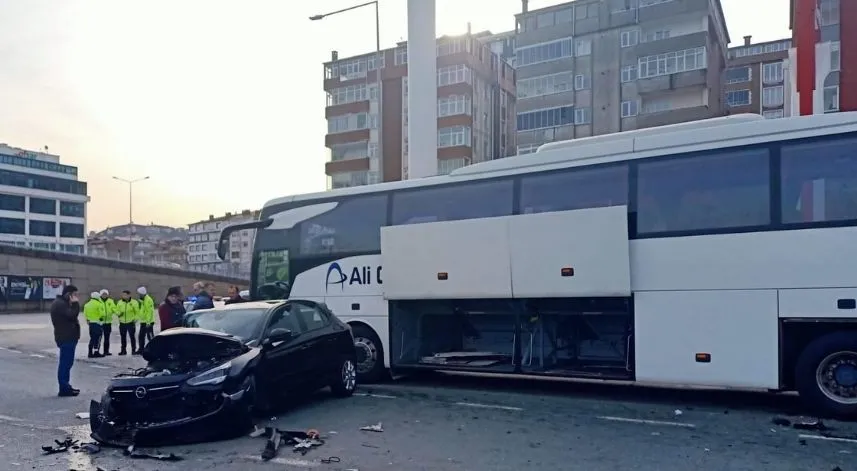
top-left (141, 328), bottom-right (246, 363)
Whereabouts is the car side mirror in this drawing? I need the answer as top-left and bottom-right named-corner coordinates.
top-left (264, 328), bottom-right (292, 346)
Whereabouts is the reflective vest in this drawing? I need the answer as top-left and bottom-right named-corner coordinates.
top-left (100, 298), bottom-right (117, 324)
top-left (83, 299), bottom-right (104, 324)
top-left (115, 299), bottom-right (139, 324)
top-left (137, 295), bottom-right (156, 324)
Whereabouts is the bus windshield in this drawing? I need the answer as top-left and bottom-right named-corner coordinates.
top-left (253, 226), bottom-right (291, 298)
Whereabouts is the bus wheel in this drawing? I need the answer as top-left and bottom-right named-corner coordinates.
top-left (795, 332), bottom-right (857, 419)
top-left (352, 324), bottom-right (385, 384)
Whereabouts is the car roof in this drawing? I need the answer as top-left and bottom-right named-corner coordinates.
top-left (191, 301), bottom-right (286, 313)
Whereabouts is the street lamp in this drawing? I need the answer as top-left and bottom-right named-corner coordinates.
top-left (112, 176), bottom-right (150, 263)
top-left (311, 1), bottom-right (382, 183)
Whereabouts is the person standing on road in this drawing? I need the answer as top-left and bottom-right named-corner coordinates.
top-left (83, 292), bottom-right (104, 358)
top-left (158, 286), bottom-right (187, 331)
top-left (116, 290), bottom-right (139, 356)
top-left (224, 285), bottom-right (243, 305)
top-left (192, 282), bottom-right (215, 310)
top-left (135, 286), bottom-right (156, 352)
top-left (98, 289), bottom-right (116, 356)
top-left (50, 284), bottom-right (81, 397)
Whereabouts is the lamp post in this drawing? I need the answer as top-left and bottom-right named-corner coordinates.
top-left (112, 176), bottom-right (150, 263)
top-left (311, 1), bottom-right (382, 184)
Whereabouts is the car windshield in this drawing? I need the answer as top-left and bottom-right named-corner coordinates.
top-left (185, 308), bottom-right (268, 341)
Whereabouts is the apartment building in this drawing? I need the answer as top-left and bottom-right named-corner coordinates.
top-left (513, 0), bottom-right (730, 155)
top-left (322, 31), bottom-right (517, 188)
top-left (789, 0), bottom-right (852, 115)
top-left (187, 210), bottom-right (259, 279)
top-left (0, 144), bottom-right (88, 254)
top-left (724, 36), bottom-right (792, 119)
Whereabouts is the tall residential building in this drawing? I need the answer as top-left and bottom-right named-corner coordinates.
top-left (788, 0), bottom-right (852, 115)
top-left (724, 36), bottom-right (792, 119)
top-left (187, 210), bottom-right (259, 279)
top-left (323, 31), bottom-right (517, 188)
top-left (87, 223), bottom-right (188, 267)
top-left (0, 144), bottom-right (88, 253)
top-left (513, 0), bottom-right (730, 155)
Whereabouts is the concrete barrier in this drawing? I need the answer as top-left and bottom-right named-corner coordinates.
top-left (0, 245), bottom-right (248, 313)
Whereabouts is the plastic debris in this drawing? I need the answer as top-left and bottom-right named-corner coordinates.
top-left (673, 409), bottom-right (683, 417)
top-left (41, 438), bottom-right (77, 454)
top-left (249, 426), bottom-right (266, 438)
top-left (360, 422), bottom-right (384, 432)
top-left (792, 418), bottom-right (828, 431)
top-left (123, 444), bottom-right (183, 461)
top-left (321, 456), bottom-right (341, 464)
top-left (75, 412), bottom-right (90, 420)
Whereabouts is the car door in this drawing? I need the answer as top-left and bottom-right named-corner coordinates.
top-left (258, 303), bottom-right (310, 394)
top-left (290, 300), bottom-right (340, 386)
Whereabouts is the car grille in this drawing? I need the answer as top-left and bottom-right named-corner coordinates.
top-left (109, 384), bottom-right (222, 424)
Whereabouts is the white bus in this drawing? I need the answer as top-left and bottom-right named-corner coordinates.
top-left (220, 112), bottom-right (857, 418)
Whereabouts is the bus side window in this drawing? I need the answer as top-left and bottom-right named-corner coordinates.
top-left (780, 137), bottom-right (857, 224)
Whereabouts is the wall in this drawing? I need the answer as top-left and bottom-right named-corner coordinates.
top-left (0, 245), bottom-right (248, 313)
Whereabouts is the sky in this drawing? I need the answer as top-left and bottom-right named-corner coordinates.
top-left (0, 0), bottom-right (790, 231)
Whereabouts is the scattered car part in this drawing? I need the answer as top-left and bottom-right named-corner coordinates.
top-left (360, 422), bottom-right (383, 432)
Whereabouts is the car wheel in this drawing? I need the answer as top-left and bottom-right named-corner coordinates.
top-left (352, 324), bottom-right (387, 384)
top-left (330, 357), bottom-right (358, 398)
top-left (795, 332), bottom-right (857, 419)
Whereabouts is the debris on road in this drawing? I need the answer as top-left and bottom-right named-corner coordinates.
top-left (792, 418), bottom-right (828, 431)
top-left (41, 438), bottom-right (76, 454)
top-left (257, 426), bottom-right (328, 460)
top-left (673, 409), bottom-right (683, 417)
top-left (321, 456), bottom-right (341, 464)
top-left (75, 412), bottom-right (90, 420)
top-left (360, 422), bottom-right (384, 432)
top-left (249, 426), bottom-right (267, 438)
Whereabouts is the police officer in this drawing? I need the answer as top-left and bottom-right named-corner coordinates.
top-left (98, 289), bottom-right (116, 356)
top-left (135, 286), bottom-right (156, 353)
top-left (83, 292), bottom-right (104, 358)
top-left (116, 290), bottom-right (139, 355)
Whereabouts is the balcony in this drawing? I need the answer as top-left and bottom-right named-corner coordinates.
top-left (637, 69), bottom-right (708, 94)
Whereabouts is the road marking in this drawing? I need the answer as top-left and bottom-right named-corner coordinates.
top-left (454, 401), bottom-right (524, 412)
top-left (29, 353), bottom-right (46, 358)
top-left (597, 416), bottom-right (696, 428)
top-left (355, 392), bottom-right (397, 399)
top-left (0, 324), bottom-right (47, 331)
top-left (0, 347), bottom-right (23, 354)
top-left (89, 364), bottom-right (110, 369)
top-left (243, 455), bottom-right (320, 467)
top-left (0, 415), bottom-right (25, 422)
top-left (799, 434), bottom-right (857, 444)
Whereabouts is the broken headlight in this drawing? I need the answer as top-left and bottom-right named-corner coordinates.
top-left (186, 361), bottom-right (232, 387)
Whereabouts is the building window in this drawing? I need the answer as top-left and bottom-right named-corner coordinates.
top-left (621, 65), bottom-right (638, 82)
top-left (642, 98), bottom-right (671, 114)
top-left (762, 86), bottom-right (784, 107)
top-left (762, 62), bottom-right (783, 84)
top-left (638, 47), bottom-right (706, 79)
top-left (328, 84), bottom-right (368, 106)
top-left (59, 222), bottom-right (84, 239)
top-left (0, 194), bottom-right (25, 212)
top-left (575, 2), bottom-right (598, 19)
top-left (437, 38), bottom-right (468, 57)
top-left (392, 179), bottom-right (514, 225)
top-left (763, 109), bottom-right (784, 119)
top-left (0, 154), bottom-right (77, 176)
top-left (574, 74), bottom-right (591, 90)
top-left (819, 0), bottom-right (840, 26)
top-left (59, 201), bottom-right (85, 217)
top-left (725, 67), bottom-right (751, 84)
top-left (515, 38), bottom-right (574, 67)
top-left (642, 29), bottom-right (670, 42)
top-left (438, 126), bottom-right (472, 147)
top-left (517, 106), bottom-right (574, 131)
top-left (781, 137), bottom-right (857, 224)
top-left (520, 164), bottom-right (628, 214)
top-left (437, 64), bottom-right (471, 86)
top-left (330, 170), bottom-right (369, 189)
top-left (621, 100), bottom-right (638, 117)
top-left (438, 95), bottom-right (471, 117)
top-left (297, 194), bottom-right (387, 255)
top-left (575, 39), bottom-right (592, 56)
top-left (831, 42), bottom-right (840, 71)
top-left (330, 141), bottom-right (369, 162)
top-left (27, 198), bottom-right (54, 215)
top-left (621, 30), bottom-right (639, 48)
top-left (517, 72), bottom-right (575, 98)
top-left (725, 89), bottom-right (751, 107)
top-left (394, 47), bottom-right (407, 65)
top-left (637, 148), bottom-right (770, 234)
top-left (438, 158), bottom-right (469, 175)
top-left (29, 220), bottom-right (56, 237)
top-left (824, 86), bottom-right (839, 113)
top-left (327, 112), bottom-right (375, 134)
top-left (574, 108), bottom-right (591, 125)
top-left (0, 217), bottom-right (25, 234)
top-left (0, 170), bottom-right (87, 195)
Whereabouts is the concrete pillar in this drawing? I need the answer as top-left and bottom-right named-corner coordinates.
top-left (406, 0), bottom-right (437, 179)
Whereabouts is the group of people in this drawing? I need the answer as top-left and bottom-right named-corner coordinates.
top-left (82, 287), bottom-right (156, 358)
top-left (48, 281), bottom-right (236, 397)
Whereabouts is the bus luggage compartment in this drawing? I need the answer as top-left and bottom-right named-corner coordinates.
top-left (380, 205), bottom-right (631, 300)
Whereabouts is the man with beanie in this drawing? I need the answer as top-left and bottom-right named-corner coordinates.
top-left (50, 284), bottom-right (81, 397)
top-left (158, 286), bottom-right (187, 330)
top-left (99, 289), bottom-right (116, 356)
top-left (83, 292), bottom-right (104, 358)
top-left (116, 290), bottom-right (139, 356)
top-left (135, 286), bottom-right (156, 352)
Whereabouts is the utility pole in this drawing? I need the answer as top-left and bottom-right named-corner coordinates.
top-left (112, 176), bottom-right (150, 262)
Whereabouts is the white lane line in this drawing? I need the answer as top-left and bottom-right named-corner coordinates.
top-left (799, 434), bottom-right (857, 444)
top-left (89, 364), bottom-right (110, 369)
top-left (243, 455), bottom-right (320, 467)
top-left (0, 415), bottom-right (25, 422)
top-left (29, 353), bottom-right (46, 358)
top-left (597, 416), bottom-right (696, 428)
top-left (355, 393), bottom-right (397, 399)
top-left (3, 348), bottom-right (22, 354)
top-left (454, 401), bottom-right (524, 412)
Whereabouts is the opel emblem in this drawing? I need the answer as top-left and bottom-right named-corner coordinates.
top-left (134, 387), bottom-right (147, 399)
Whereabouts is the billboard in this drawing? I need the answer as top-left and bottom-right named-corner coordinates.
top-left (42, 277), bottom-right (72, 300)
top-left (0, 276), bottom-right (73, 303)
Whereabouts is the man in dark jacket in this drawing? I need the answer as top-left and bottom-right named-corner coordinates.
top-left (192, 281), bottom-right (215, 311)
top-left (158, 286), bottom-right (187, 330)
top-left (50, 284), bottom-right (81, 397)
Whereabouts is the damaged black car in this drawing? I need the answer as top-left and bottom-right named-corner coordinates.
top-left (90, 300), bottom-right (359, 445)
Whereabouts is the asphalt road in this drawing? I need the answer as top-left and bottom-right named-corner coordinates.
top-left (1, 313), bottom-right (856, 471)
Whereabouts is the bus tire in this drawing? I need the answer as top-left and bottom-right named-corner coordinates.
top-left (351, 323), bottom-right (387, 384)
top-left (795, 331), bottom-right (857, 420)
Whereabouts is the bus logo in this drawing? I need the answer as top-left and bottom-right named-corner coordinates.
top-left (325, 262), bottom-right (348, 292)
